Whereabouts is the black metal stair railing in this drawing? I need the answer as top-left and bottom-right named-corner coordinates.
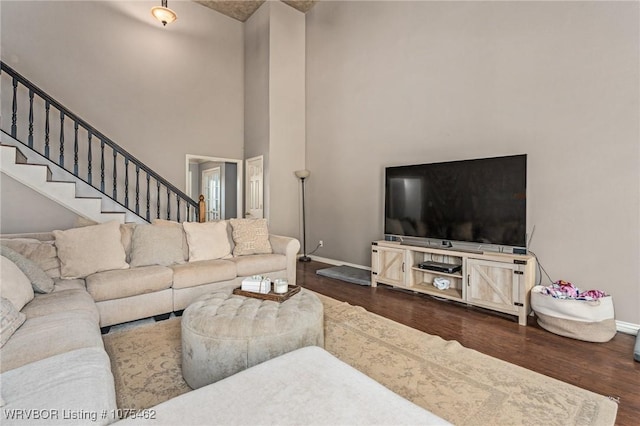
top-left (1, 61), bottom-right (199, 223)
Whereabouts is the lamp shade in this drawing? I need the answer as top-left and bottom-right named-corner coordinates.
top-left (295, 169), bottom-right (310, 179)
top-left (151, 2), bottom-right (177, 26)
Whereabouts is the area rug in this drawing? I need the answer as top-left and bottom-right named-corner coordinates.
top-left (102, 317), bottom-right (190, 411)
top-left (102, 293), bottom-right (617, 425)
top-left (316, 265), bottom-right (371, 286)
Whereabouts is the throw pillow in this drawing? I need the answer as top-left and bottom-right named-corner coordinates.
top-left (229, 218), bottom-right (273, 256)
top-left (120, 223), bottom-right (137, 263)
top-left (0, 297), bottom-right (26, 348)
top-left (0, 256), bottom-right (35, 311)
top-left (0, 238), bottom-right (60, 278)
top-left (182, 221), bottom-right (232, 262)
top-left (129, 224), bottom-right (185, 267)
top-left (151, 219), bottom-right (189, 261)
top-left (52, 221), bottom-right (129, 279)
top-left (0, 246), bottom-right (54, 293)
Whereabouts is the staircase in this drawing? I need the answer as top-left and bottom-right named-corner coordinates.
top-left (1, 133), bottom-right (143, 224)
top-left (1, 62), bottom-right (199, 225)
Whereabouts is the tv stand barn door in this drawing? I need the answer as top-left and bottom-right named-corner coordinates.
top-left (467, 259), bottom-right (523, 317)
top-left (371, 241), bottom-right (536, 326)
top-left (371, 245), bottom-right (406, 287)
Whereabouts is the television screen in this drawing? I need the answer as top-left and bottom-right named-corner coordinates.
top-left (384, 154), bottom-right (527, 248)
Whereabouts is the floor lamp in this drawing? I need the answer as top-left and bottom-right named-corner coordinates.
top-left (295, 169), bottom-right (311, 262)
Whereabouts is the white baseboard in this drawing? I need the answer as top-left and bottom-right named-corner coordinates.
top-left (309, 255), bottom-right (640, 335)
top-left (309, 255), bottom-right (371, 271)
top-left (616, 321), bottom-right (639, 335)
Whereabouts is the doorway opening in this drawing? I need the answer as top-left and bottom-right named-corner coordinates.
top-left (185, 155), bottom-right (243, 221)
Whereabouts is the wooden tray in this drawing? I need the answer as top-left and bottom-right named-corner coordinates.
top-left (233, 285), bottom-right (301, 303)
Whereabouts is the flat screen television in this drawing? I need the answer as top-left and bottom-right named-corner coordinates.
top-left (384, 154), bottom-right (527, 250)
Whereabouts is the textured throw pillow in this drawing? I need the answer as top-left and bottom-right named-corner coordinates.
top-left (129, 224), bottom-right (185, 267)
top-left (0, 238), bottom-right (60, 278)
top-left (182, 221), bottom-right (232, 262)
top-left (0, 297), bottom-right (26, 348)
top-left (0, 246), bottom-right (54, 294)
top-left (229, 218), bottom-right (273, 256)
top-left (0, 256), bottom-right (35, 311)
top-left (53, 221), bottom-right (129, 279)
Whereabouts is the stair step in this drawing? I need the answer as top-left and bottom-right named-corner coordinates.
top-left (11, 145), bottom-right (28, 164)
top-left (2, 135), bottom-right (148, 225)
top-left (1, 144), bottom-right (126, 224)
top-left (75, 196), bottom-right (104, 201)
top-left (2, 158), bottom-right (53, 182)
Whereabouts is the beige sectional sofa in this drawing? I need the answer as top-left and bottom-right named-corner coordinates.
top-left (0, 218), bottom-right (300, 425)
top-left (0, 255), bottom-right (116, 425)
top-left (1, 219), bottom-right (300, 331)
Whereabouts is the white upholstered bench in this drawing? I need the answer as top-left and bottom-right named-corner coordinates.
top-left (116, 346), bottom-right (451, 425)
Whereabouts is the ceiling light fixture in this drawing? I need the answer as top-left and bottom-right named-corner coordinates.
top-left (151, 0), bottom-right (177, 26)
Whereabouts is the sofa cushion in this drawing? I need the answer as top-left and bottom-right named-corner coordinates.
top-left (86, 265), bottom-right (173, 302)
top-left (53, 278), bottom-right (86, 292)
top-left (129, 224), bottom-right (185, 267)
top-left (53, 221), bottom-right (129, 279)
top-left (230, 218), bottom-right (273, 256)
top-left (1, 245), bottom-right (54, 293)
top-left (21, 289), bottom-right (99, 322)
top-left (0, 238), bottom-right (60, 278)
top-left (183, 221), bottom-right (232, 262)
top-left (0, 256), bottom-right (35, 311)
top-left (0, 297), bottom-right (25, 348)
top-left (232, 254), bottom-right (288, 277)
top-left (0, 310), bottom-right (103, 372)
top-left (171, 259), bottom-right (237, 289)
top-left (0, 347), bottom-right (117, 426)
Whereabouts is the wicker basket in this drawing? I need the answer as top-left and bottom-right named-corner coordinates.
top-left (531, 285), bottom-right (616, 343)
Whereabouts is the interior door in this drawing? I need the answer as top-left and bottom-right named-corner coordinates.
top-left (245, 155), bottom-right (263, 219)
top-left (201, 167), bottom-right (221, 221)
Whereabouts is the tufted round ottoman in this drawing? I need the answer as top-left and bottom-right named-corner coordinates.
top-left (181, 289), bottom-right (324, 389)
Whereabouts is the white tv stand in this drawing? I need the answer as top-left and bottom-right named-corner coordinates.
top-left (371, 240), bottom-right (537, 326)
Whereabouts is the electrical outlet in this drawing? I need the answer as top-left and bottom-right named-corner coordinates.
top-left (319, 240), bottom-right (324, 247)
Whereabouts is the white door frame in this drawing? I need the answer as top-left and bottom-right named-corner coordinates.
top-left (185, 154), bottom-right (243, 219)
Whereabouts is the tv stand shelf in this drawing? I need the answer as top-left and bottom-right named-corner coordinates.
top-left (371, 241), bottom-right (537, 326)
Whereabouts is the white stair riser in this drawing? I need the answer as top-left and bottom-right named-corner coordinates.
top-left (1, 144), bottom-right (127, 224)
top-left (2, 134), bottom-right (146, 224)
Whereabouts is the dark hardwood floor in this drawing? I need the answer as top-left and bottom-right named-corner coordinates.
top-left (298, 260), bottom-right (639, 426)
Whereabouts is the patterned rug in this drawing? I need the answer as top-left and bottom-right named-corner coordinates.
top-left (103, 292), bottom-right (617, 425)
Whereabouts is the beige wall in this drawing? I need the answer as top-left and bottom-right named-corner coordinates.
top-left (268, 2), bottom-right (306, 238)
top-left (0, 175), bottom-right (82, 233)
top-left (245, 3), bottom-right (271, 161)
top-left (244, 3), bottom-right (272, 222)
top-left (305, 1), bottom-right (639, 324)
top-left (1, 1), bottom-right (244, 191)
top-left (244, 2), bottom-right (306, 237)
